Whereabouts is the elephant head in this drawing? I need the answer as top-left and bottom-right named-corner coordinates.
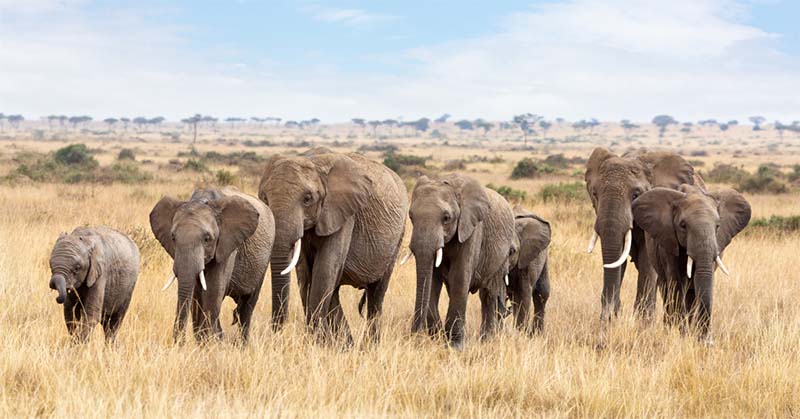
top-left (632, 185), bottom-right (751, 335)
top-left (149, 193), bottom-right (259, 335)
top-left (408, 174), bottom-right (489, 332)
top-left (512, 206), bottom-right (551, 271)
top-left (258, 151), bottom-right (373, 326)
top-left (49, 234), bottom-right (105, 304)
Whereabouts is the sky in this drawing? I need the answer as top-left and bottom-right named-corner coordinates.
top-left (1, 0), bottom-right (799, 123)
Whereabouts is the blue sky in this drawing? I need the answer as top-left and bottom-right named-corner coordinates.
top-left (1, 0), bottom-right (799, 122)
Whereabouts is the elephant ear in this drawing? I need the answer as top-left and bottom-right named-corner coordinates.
top-left (85, 238), bottom-right (105, 288)
top-left (632, 187), bottom-right (686, 256)
top-left (149, 196), bottom-right (184, 258)
top-left (585, 148), bottom-right (614, 204)
top-left (258, 154), bottom-right (284, 206)
top-left (209, 196), bottom-right (260, 263)
top-left (455, 177), bottom-right (490, 243)
top-left (515, 215), bottom-right (551, 267)
top-left (710, 188), bottom-right (751, 252)
top-left (638, 152), bottom-right (695, 189)
top-left (315, 156), bottom-right (373, 236)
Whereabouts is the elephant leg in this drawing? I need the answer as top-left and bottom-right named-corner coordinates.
top-left (532, 263), bottom-right (550, 335)
top-left (514, 273), bottom-right (534, 333)
top-left (235, 291), bottom-right (260, 344)
top-left (102, 301), bottom-right (129, 343)
top-left (365, 277), bottom-right (391, 343)
top-left (684, 283), bottom-right (698, 334)
top-left (191, 287), bottom-right (206, 340)
top-left (306, 219), bottom-right (354, 341)
top-left (479, 288), bottom-right (500, 341)
top-left (443, 276), bottom-right (470, 350)
top-left (63, 294), bottom-right (79, 336)
top-left (296, 251), bottom-right (314, 319)
top-left (426, 271), bottom-right (444, 336)
top-left (74, 289), bottom-right (103, 343)
top-left (327, 287), bottom-right (353, 346)
top-left (633, 245), bottom-right (658, 321)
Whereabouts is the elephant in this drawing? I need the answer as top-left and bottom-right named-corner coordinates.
top-left (632, 184), bottom-right (751, 343)
top-left (258, 148), bottom-right (408, 343)
top-left (504, 205), bottom-right (551, 335)
top-left (48, 227), bottom-right (140, 343)
top-left (584, 147), bottom-right (704, 326)
top-left (150, 186), bottom-right (274, 343)
top-left (407, 173), bottom-right (515, 350)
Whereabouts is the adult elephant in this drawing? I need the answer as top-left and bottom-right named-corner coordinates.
top-left (258, 148), bottom-right (407, 343)
top-left (506, 205), bottom-right (551, 335)
top-left (584, 148), bottom-right (703, 325)
top-left (407, 174), bottom-right (515, 350)
top-left (633, 184), bottom-right (750, 343)
top-left (150, 187), bottom-right (274, 343)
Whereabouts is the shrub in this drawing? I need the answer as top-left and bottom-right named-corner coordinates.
top-left (737, 165), bottom-right (788, 194)
top-left (184, 159), bottom-right (208, 172)
top-left (118, 148), bottom-right (136, 161)
top-left (443, 159), bottom-right (467, 171)
top-left (383, 151), bottom-right (429, 174)
top-left (486, 183), bottom-right (527, 202)
top-left (54, 144), bottom-right (97, 167)
top-left (511, 158), bottom-right (555, 179)
top-left (749, 215), bottom-right (800, 232)
top-left (539, 182), bottom-right (586, 203)
top-left (541, 153), bottom-right (585, 169)
top-left (99, 162), bottom-right (153, 184)
top-left (704, 163), bottom-right (749, 184)
top-left (216, 169), bottom-right (237, 185)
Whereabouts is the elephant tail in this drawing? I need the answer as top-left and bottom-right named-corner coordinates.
top-left (358, 290), bottom-right (367, 318)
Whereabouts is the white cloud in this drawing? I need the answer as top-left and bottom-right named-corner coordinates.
top-left (302, 5), bottom-right (396, 26)
top-left (1, 0), bottom-right (798, 122)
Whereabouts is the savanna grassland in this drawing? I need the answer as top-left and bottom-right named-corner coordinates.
top-left (0, 122), bottom-right (799, 418)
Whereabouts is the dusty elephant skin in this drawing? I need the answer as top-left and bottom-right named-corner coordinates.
top-left (633, 184), bottom-right (751, 343)
top-left (584, 147), bottom-right (704, 329)
top-left (258, 148), bottom-right (408, 344)
top-left (408, 173), bottom-right (515, 350)
top-left (48, 227), bottom-right (140, 343)
top-left (505, 205), bottom-right (551, 335)
top-left (149, 186), bottom-right (275, 344)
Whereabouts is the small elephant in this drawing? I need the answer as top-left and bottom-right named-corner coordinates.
top-left (150, 187), bottom-right (275, 343)
top-left (408, 173), bottom-right (515, 350)
top-left (505, 206), bottom-right (551, 335)
top-left (632, 184), bottom-right (751, 342)
top-left (48, 227), bottom-right (140, 343)
top-left (259, 148), bottom-right (408, 343)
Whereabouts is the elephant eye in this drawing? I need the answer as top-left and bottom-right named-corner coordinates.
top-left (203, 233), bottom-right (211, 242)
top-left (171, 233), bottom-right (176, 242)
top-left (679, 220), bottom-right (687, 229)
top-left (302, 192), bottom-right (314, 206)
top-left (442, 213), bottom-right (452, 223)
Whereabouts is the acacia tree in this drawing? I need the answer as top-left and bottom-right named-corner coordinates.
top-left (512, 113), bottom-right (542, 146)
top-left (749, 116), bottom-right (766, 131)
top-left (621, 119), bottom-right (639, 141)
top-left (538, 120), bottom-right (552, 139)
top-left (652, 115), bottom-right (678, 143)
top-left (455, 120), bottom-right (474, 131)
top-left (434, 113), bottom-right (451, 123)
top-left (0, 113), bottom-right (5, 132)
top-left (120, 117), bottom-right (130, 131)
top-left (382, 119), bottom-right (398, 136)
top-left (183, 114), bottom-right (202, 144)
top-left (103, 117), bottom-right (119, 131)
top-left (368, 120), bottom-right (381, 136)
top-left (474, 119), bottom-right (494, 137)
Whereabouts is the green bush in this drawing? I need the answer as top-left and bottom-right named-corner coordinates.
top-left (486, 183), bottom-right (527, 202)
top-left (98, 162), bottom-right (153, 184)
top-left (54, 144), bottom-right (96, 167)
top-left (5, 146), bottom-right (152, 185)
top-left (704, 163), bottom-right (749, 184)
top-left (749, 215), bottom-right (800, 232)
top-left (539, 182), bottom-right (586, 203)
top-left (383, 151), bottom-right (429, 174)
top-left (216, 169), bottom-right (237, 185)
top-left (184, 159), bottom-right (208, 172)
top-left (511, 158), bottom-right (555, 179)
top-left (118, 148), bottom-right (136, 161)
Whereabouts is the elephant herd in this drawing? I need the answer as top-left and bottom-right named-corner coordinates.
top-left (46, 147), bottom-right (751, 349)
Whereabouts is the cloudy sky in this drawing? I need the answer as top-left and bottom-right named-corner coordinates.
top-left (1, 0), bottom-right (798, 122)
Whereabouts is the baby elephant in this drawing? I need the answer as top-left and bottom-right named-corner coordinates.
top-left (504, 206), bottom-right (551, 335)
top-left (48, 227), bottom-right (140, 343)
top-left (633, 184), bottom-right (751, 343)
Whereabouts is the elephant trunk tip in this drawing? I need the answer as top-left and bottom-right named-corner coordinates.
top-left (49, 274), bottom-right (67, 304)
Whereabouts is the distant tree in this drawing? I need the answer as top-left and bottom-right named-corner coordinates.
top-left (46, 115), bottom-right (60, 130)
top-left (434, 113), bottom-right (451, 123)
top-left (201, 115), bottom-right (218, 128)
top-left (727, 120), bottom-right (738, 126)
top-left (512, 113), bottom-right (542, 146)
top-left (0, 113), bottom-right (5, 132)
top-left (224, 117), bottom-right (245, 128)
top-left (183, 114), bottom-right (202, 144)
top-left (538, 120), bottom-right (552, 139)
top-left (620, 119), bottom-right (639, 141)
top-left (149, 116), bottom-right (165, 130)
top-left (381, 119), bottom-right (398, 136)
top-left (586, 118), bottom-right (600, 136)
top-left (652, 115), bottom-right (678, 143)
top-left (749, 116), bottom-right (766, 131)
top-left (68, 116), bottom-right (82, 130)
top-left (120, 117), bottom-right (130, 132)
top-left (351, 118), bottom-right (366, 129)
top-left (555, 117), bottom-right (565, 125)
top-left (132, 116), bottom-right (148, 132)
top-left (698, 119), bottom-right (718, 128)
top-left (680, 122), bottom-right (693, 142)
top-left (775, 121), bottom-right (787, 141)
top-left (719, 123), bottom-right (729, 134)
top-left (412, 118), bottom-right (430, 134)
top-left (368, 120), bottom-right (382, 136)
top-left (474, 119), bottom-right (494, 137)
top-left (285, 120), bottom-right (299, 129)
top-left (455, 119), bottom-right (474, 131)
top-left (103, 117), bottom-right (119, 131)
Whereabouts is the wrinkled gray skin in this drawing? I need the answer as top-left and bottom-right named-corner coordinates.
top-left (503, 206), bottom-right (551, 335)
top-left (633, 184), bottom-right (750, 342)
top-left (259, 148), bottom-right (407, 344)
top-left (48, 227), bottom-right (139, 343)
top-left (585, 147), bottom-right (704, 327)
top-left (150, 187), bottom-right (274, 344)
top-left (408, 173), bottom-right (515, 350)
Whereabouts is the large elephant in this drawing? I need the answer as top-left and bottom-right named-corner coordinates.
top-left (150, 187), bottom-right (274, 343)
top-left (48, 227), bottom-right (140, 343)
top-left (584, 147), bottom-right (703, 325)
top-left (407, 173), bottom-right (515, 350)
top-left (632, 184), bottom-right (750, 343)
top-left (505, 205), bottom-right (551, 335)
top-left (258, 149), bottom-right (407, 343)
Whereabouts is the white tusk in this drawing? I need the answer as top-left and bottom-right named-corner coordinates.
top-left (504, 274), bottom-right (509, 286)
top-left (280, 239), bottom-right (302, 275)
top-left (434, 248), bottom-right (443, 268)
top-left (603, 230), bottom-right (632, 269)
top-left (399, 250), bottom-right (412, 266)
top-left (716, 255), bottom-right (730, 276)
top-left (161, 275), bottom-right (176, 291)
top-left (199, 270), bottom-right (207, 291)
top-left (687, 256), bottom-right (693, 279)
top-left (587, 231), bottom-right (598, 253)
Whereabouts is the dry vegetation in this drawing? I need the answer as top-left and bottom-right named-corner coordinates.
top-left (0, 123), bottom-right (799, 418)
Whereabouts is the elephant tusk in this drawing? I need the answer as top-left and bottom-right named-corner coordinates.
top-left (504, 274), bottom-right (509, 286)
top-left (161, 275), bottom-right (176, 291)
top-left (434, 248), bottom-right (443, 268)
top-left (587, 231), bottom-right (598, 253)
top-left (603, 230), bottom-right (632, 269)
top-left (686, 256), bottom-right (693, 279)
top-left (716, 255), bottom-right (730, 276)
top-left (199, 270), bottom-right (207, 291)
top-left (399, 250), bottom-right (412, 266)
top-left (280, 239), bottom-right (302, 275)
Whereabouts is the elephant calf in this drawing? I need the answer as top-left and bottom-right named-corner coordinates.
top-left (48, 227), bottom-right (140, 343)
top-left (505, 206), bottom-right (551, 335)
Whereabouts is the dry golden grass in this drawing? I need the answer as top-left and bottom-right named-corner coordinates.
top-left (0, 131), bottom-right (798, 418)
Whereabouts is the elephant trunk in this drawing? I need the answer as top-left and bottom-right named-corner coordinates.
top-left (270, 216), bottom-right (304, 331)
top-left (49, 274), bottom-right (67, 304)
top-left (692, 259), bottom-right (715, 340)
top-left (411, 251), bottom-right (434, 333)
top-left (174, 277), bottom-right (194, 342)
top-left (270, 251), bottom-right (291, 331)
top-left (596, 207), bottom-right (630, 322)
